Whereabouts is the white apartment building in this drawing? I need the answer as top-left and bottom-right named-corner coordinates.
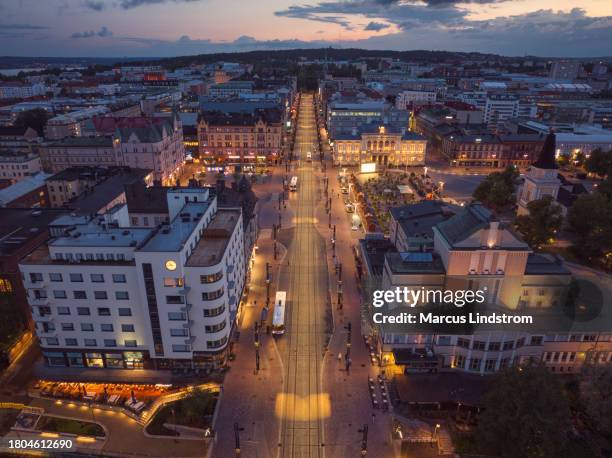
top-left (20, 187), bottom-right (246, 370)
top-left (395, 90), bottom-right (437, 110)
top-left (0, 82), bottom-right (47, 100)
top-left (0, 151), bottom-right (41, 183)
top-left (484, 95), bottom-right (519, 127)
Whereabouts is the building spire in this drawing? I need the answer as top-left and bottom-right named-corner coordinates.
top-left (532, 132), bottom-right (557, 169)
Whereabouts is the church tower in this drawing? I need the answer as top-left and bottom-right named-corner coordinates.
top-left (517, 132), bottom-right (560, 216)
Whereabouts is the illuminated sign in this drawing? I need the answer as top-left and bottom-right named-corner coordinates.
top-left (361, 163), bottom-right (376, 173)
top-left (165, 260), bottom-right (177, 271)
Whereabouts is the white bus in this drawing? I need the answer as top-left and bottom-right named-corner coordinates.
top-left (289, 176), bottom-right (298, 192)
top-left (272, 291), bottom-right (287, 335)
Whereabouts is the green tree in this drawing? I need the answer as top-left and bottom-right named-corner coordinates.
top-left (477, 364), bottom-right (572, 458)
top-left (568, 193), bottom-right (612, 260)
top-left (515, 196), bottom-right (563, 248)
top-left (585, 148), bottom-right (612, 177)
top-left (581, 366), bottom-right (612, 437)
top-left (13, 108), bottom-right (50, 136)
top-left (473, 165), bottom-right (519, 210)
top-left (177, 388), bottom-right (216, 426)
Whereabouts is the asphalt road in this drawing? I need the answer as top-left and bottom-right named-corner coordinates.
top-left (278, 94), bottom-right (329, 458)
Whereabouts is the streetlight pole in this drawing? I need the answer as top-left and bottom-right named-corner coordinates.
top-left (234, 422), bottom-right (241, 457)
top-left (360, 424), bottom-right (368, 456)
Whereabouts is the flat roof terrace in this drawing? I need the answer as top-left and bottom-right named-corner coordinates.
top-left (186, 209), bottom-right (240, 267)
top-left (142, 201), bottom-right (210, 252)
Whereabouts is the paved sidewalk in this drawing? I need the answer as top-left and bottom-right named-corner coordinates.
top-left (210, 168), bottom-right (290, 458)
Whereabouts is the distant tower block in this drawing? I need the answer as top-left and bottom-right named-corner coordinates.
top-left (517, 132), bottom-right (560, 216)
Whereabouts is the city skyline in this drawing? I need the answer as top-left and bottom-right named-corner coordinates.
top-left (0, 0), bottom-right (611, 58)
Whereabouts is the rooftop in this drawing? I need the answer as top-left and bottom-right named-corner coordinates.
top-left (0, 172), bottom-right (51, 206)
top-left (390, 201), bottom-right (458, 240)
top-left (435, 203), bottom-right (493, 246)
top-left (64, 168), bottom-right (151, 215)
top-left (386, 251), bottom-right (446, 274)
top-left (47, 136), bottom-right (115, 148)
top-left (524, 253), bottom-right (571, 275)
top-left (186, 208), bottom-right (240, 267)
top-left (0, 208), bottom-right (68, 257)
top-left (142, 201), bottom-right (211, 252)
top-left (50, 221), bottom-right (152, 248)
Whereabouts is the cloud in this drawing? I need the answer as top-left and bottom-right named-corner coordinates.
top-left (364, 21), bottom-right (390, 31)
top-left (0, 23), bottom-right (48, 30)
top-left (83, 0), bottom-right (106, 11)
top-left (71, 26), bottom-right (113, 38)
top-left (83, 0), bottom-right (203, 10)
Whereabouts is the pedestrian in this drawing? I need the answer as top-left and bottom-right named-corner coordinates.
top-left (338, 352), bottom-right (342, 362)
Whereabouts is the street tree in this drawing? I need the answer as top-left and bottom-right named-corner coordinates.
top-left (515, 196), bottom-right (563, 248)
top-left (472, 166), bottom-right (519, 210)
top-left (14, 108), bottom-right (50, 136)
top-left (584, 148), bottom-right (612, 177)
top-left (477, 364), bottom-right (572, 458)
top-left (568, 192), bottom-right (612, 260)
top-left (581, 366), bottom-right (612, 436)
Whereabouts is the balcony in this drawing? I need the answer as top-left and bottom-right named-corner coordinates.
top-left (184, 336), bottom-right (196, 345)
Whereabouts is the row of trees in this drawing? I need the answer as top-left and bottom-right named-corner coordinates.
top-left (476, 364), bottom-right (612, 458)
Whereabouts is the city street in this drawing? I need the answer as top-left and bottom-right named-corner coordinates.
top-left (276, 94), bottom-right (329, 458)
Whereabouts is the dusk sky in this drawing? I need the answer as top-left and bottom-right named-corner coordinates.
top-left (0, 0), bottom-right (611, 58)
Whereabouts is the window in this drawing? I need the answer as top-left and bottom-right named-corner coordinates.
top-left (207, 336), bottom-right (228, 349)
top-left (121, 324), bottom-right (135, 332)
top-left (97, 307), bottom-right (110, 316)
top-left (45, 337), bottom-right (59, 346)
top-left (73, 290), bottom-right (87, 299)
top-left (70, 273), bottom-right (83, 282)
top-left (164, 277), bottom-right (184, 287)
top-left (57, 306), bottom-right (71, 315)
top-left (205, 321), bottom-right (227, 333)
top-left (112, 274), bottom-right (126, 283)
top-left (454, 354), bottom-right (465, 368)
top-left (472, 341), bottom-right (486, 351)
top-left (530, 335), bottom-right (543, 345)
top-left (516, 337), bottom-right (525, 348)
top-left (53, 290), bottom-right (67, 299)
top-left (61, 323), bottom-right (74, 331)
top-left (170, 328), bottom-right (188, 337)
top-left (90, 274), bottom-right (104, 283)
top-left (200, 272), bottom-right (223, 283)
top-left (168, 312), bottom-right (186, 321)
top-left (469, 358), bottom-right (482, 371)
top-left (172, 344), bottom-right (190, 352)
top-left (124, 340), bottom-right (137, 347)
top-left (503, 341), bottom-right (514, 351)
top-left (81, 323), bottom-right (94, 332)
top-left (457, 337), bottom-right (470, 349)
top-left (29, 273), bottom-right (43, 283)
top-left (115, 291), bottom-right (129, 300)
top-left (101, 324), bottom-right (114, 332)
top-left (104, 339), bottom-right (117, 347)
top-left (49, 273), bottom-right (63, 282)
top-left (488, 342), bottom-right (500, 351)
top-left (203, 305), bottom-right (225, 317)
top-left (94, 291), bottom-right (107, 300)
top-left (118, 308), bottom-right (132, 316)
top-left (484, 359), bottom-right (496, 372)
top-left (166, 295), bottom-right (185, 304)
top-left (65, 338), bottom-right (78, 346)
top-left (202, 288), bottom-right (224, 301)
top-left (77, 307), bottom-right (90, 316)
